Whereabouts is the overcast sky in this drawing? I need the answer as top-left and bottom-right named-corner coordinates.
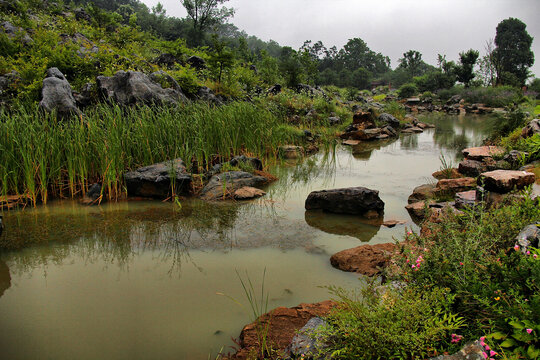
top-left (141, 0), bottom-right (540, 78)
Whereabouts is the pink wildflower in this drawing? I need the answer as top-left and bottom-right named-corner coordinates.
top-left (534, 254), bottom-right (538, 259)
top-left (460, 262), bottom-right (464, 266)
top-left (490, 350), bottom-right (497, 357)
top-left (485, 344), bottom-right (490, 351)
top-left (482, 351), bottom-right (488, 359)
top-left (526, 328), bottom-right (533, 334)
top-left (527, 251), bottom-right (531, 255)
top-left (514, 244), bottom-right (520, 251)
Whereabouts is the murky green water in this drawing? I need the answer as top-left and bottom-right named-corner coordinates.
top-left (0, 114), bottom-right (497, 359)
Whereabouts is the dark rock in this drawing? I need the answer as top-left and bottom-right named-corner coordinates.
top-left (378, 113), bottom-right (400, 128)
top-left (328, 116), bottom-right (341, 126)
top-left (97, 71), bottom-right (185, 106)
top-left (480, 170), bottom-right (536, 194)
top-left (446, 95), bottom-right (462, 105)
top-left (504, 150), bottom-right (528, 165)
top-left (74, 8), bottom-right (91, 22)
top-left (429, 341), bottom-right (485, 360)
top-left (454, 190), bottom-right (477, 209)
top-left (0, 215), bottom-right (3, 237)
top-left (124, 158), bottom-right (192, 199)
top-left (353, 111), bottom-right (376, 127)
top-left (267, 84), bottom-right (282, 95)
top-left (289, 317), bottom-right (330, 359)
top-left (330, 243), bottom-right (396, 276)
top-left (305, 187), bottom-right (384, 217)
top-left (199, 171), bottom-right (268, 201)
top-left (39, 68), bottom-right (81, 117)
top-left (521, 119), bottom-right (540, 138)
top-left (153, 53), bottom-right (179, 69)
top-left (232, 301), bottom-right (337, 360)
top-left (186, 55), bottom-right (206, 70)
top-left (381, 125), bottom-right (397, 137)
top-left (408, 183), bottom-right (437, 204)
top-left (210, 155), bottom-right (263, 175)
top-left (73, 82), bottom-right (96, 108)
top-left (249, 64), bottom-right (257, 73)
top-left (150, 70), bottom-right (184, 94)
top-left (280, 145), bottom-right (304, 159)
top-left (196, 86), bottom-right (222, 105)
top-left (0, 70), bottom-right (20, 98)
top-left (405, 201), bottom-right (428, 220)
top-left (458, 159), bottom-right (487, 177)
top-left (81, 183), bottom-right (102, 205)
top-left (516, 222), bottom-right (540, 252)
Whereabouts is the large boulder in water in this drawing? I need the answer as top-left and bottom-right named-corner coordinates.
top-left (305, 187), bottom-right (384, 218)
top-left (39, 67), bottom-right (81, 117)
top-left (124, 158), bottom-right (192, 198)
top-left (199, 171), bottom-right (269, 201)
top-left (97, 70), bottom-right (186, 106)
top-left (330, 243), bottom-right (396, 276)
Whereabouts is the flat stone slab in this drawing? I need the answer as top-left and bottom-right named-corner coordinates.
top-left (462, 146), bottom-right (504, 160)
top-left (342, 139), bottom-right (360, 146)
top-left (233, 186), bottom-right (266, 200)
top-left (305, 187), bottom-right (384, 217)
top-left (382, 219), bottom-right (407, 228)
top-left (455, 190), bottom-right (477, 209)
top-left (436, 177), bottom-right (476, 194)
top-left (330, 243), bottom-right (396, 276)
top-left (480, 170), bottom-right (536, 193)
top-left (405, 201), bottom-right (428, 220)
top-left (401, 127), bottom-right (423, 134)
top-left (458, 159), bottom-right (487, 177)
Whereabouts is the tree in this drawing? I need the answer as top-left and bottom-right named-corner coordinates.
top-left (455, 49), bottom-right (479, 87)
top-left (338, 38), bottom-right (390, 75)
top-left (181, 0), bottom-right (234, 44)
top-left (399, 50), bottom-right (423, 78)
top-left (208, 35), bottom-right (235, 83)
top-left (494, 18), bottom-right (534, 86)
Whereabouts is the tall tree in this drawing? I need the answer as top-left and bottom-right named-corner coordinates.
top-left (494, 18), bottom-right (534, 86)
top-left (455, 49), bottom-right (479, 87)
top-left (399, 50), bottom-right (423, 78)
top-left (181, 0), bottom-right (234, 44)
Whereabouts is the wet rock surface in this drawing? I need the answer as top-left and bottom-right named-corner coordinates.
top-left (199, 171), bottom-right (268, 201)
top-left (305, 187), bottom-right (384, 217)
top-left (231, 301), bottom-right (337, 360)
top-left (124, 158), bottom-right (192, 198)
top-left (330, 243), bottom-right (396, 276)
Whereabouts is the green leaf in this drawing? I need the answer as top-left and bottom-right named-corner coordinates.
top-left (509, 320), bottom-right (524, 329)
top-left (527, 345), bottom-right (540, 359)
top-left (488, 332), bottom-right (507, 340)
top-left (500, 338), bottom-right (518, 348)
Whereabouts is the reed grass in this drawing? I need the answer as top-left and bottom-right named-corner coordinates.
top-left (0, 102), bottom-right (297, 205)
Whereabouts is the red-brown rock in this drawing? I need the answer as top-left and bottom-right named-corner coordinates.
top-left (330, 243), bottom-right (396, 276)
top-left (462, 146), bottom-right (504, 161)
top-left (408, 183), bottom-right (437, 204)
top-left (432, 168), bottom-right (462, 180)
top-left (405, 201), bottom-right (429, 220)
top-left (352, 111), bottom-right (376, 127)
top-left (231, 301), bottom-right (337, 360)
top-left (480, 170), bottom-right (536, 193)
top-left (435, 177), bottom-right (476, 194)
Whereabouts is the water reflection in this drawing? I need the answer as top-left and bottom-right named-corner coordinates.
top-left (352, 138), bottom-right (398, 160)
top-left (0, 260), bottom-right (10, 298)
top-left (304, 210), bottom-right (381, 241)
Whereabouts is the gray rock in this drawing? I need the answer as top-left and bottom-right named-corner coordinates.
top-left (81, 183), bottom-right (102, 205)
top-left (521, 119), bottom-right (540, 138)
top-left (516, 222), bottom-right (540, 252)
top-left (378, 113), bottom-right (400, 128)
top-left (186, 56), bottom-right (206, 70)
top-left (289, 317), bottom-right (330, 359)
top-left (200, 171), bottom-right (268, 201)
top-left (328, 116), bottom-right (341, 126)
top-left (210, 155), bottom-right (263, 175)
top-left (381, 125), bottom-right (397, 137)
top-left (154, 53), bottom-right (179, 69)
top-left (430, 341), bottom-right (485, 360)
top-left (97, 71), bottom-right (185, 106)
top-left (124, 158), bottom-right (192, 198)
top-left (1, 21), bottom-right (33, 44)
top-left (305, 187), bottom-right (384, 217)
top-left (267, 84), bottom-right (282, 95)
top-left (74, 8), bottom-right (91, 22)
top-left (73, 82), bottom-right (96, 108)
top-left (39, 68), bottom-right (81, 117)
top-left (196, 86), bottom-right (222, 104)
top-left (150, 70), bottom-right (185, 94)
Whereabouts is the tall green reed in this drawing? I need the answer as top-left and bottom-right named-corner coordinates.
top-left (0, 102), bottom-right (296, 205)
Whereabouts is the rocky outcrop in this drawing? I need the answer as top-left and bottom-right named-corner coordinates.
top-left (480, 170), bottom-right (536, 193)
top-left (232, 301), bottom-right (337, 360)
top-left (187, 56), bottom-right (206, 70)
top-left (153, 53), bottom-right (180, 69)
top-left (124, 158), bottom-right (192, 198)
top-left (196, 86), bottom-right (223, 104)
top-left (289, 317), bottom-right (330, 359)
top-left (330, 243), bottom-right (396, 276)
top-left (408, 184), bottom-right (437, 204)
top-left (429, 341), bottom-right (485, 360)
top-left (305, 187), bottom-right (384, 218)
top-left (515, 222), bottom-right (540, 253)
top-left (199, 171), bottom-right (268, 201)
top-left (454, 190), bottom-right (477, 209)
top-left (435, 177), bottom-right (477, 195)
top-left (521, 119), bottom-right (540, 138)
top-left (378, 113), bottom-right (400, 128)
top-left (39, 67), bottom-right (81, 117)
top-left (97, 70), bottom-right (186, 106)
top-left (1, 21), bottom-right (33, 45)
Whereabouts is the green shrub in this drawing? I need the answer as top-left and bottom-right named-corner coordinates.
top-left (322, 284), bottom-right (464, 359)
top-left (383, 101), bottom-right (405, 120)
top-left (398, 83), bottom-right (418, 98)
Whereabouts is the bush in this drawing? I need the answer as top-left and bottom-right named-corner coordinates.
top-left (398, 83), bottom-right (418, 98)
top-left (322, 284), bottom-right (464, 359)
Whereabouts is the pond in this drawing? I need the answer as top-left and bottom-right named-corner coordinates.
top-left (0, 114), bottom-right (497, 360)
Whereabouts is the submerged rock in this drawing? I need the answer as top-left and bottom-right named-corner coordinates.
top-left (124, 158), bottom-right (192, 199)
top-left (233, 186), bottom-right (266, 200)
top-left (330, 243), bottom-right (396, 276)
top-left (39, 67), bottom-right (81, 117)
top-left (305, 187), bottom-right (384, 218)
top-left (199, 171), bottom-right (268, 201)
